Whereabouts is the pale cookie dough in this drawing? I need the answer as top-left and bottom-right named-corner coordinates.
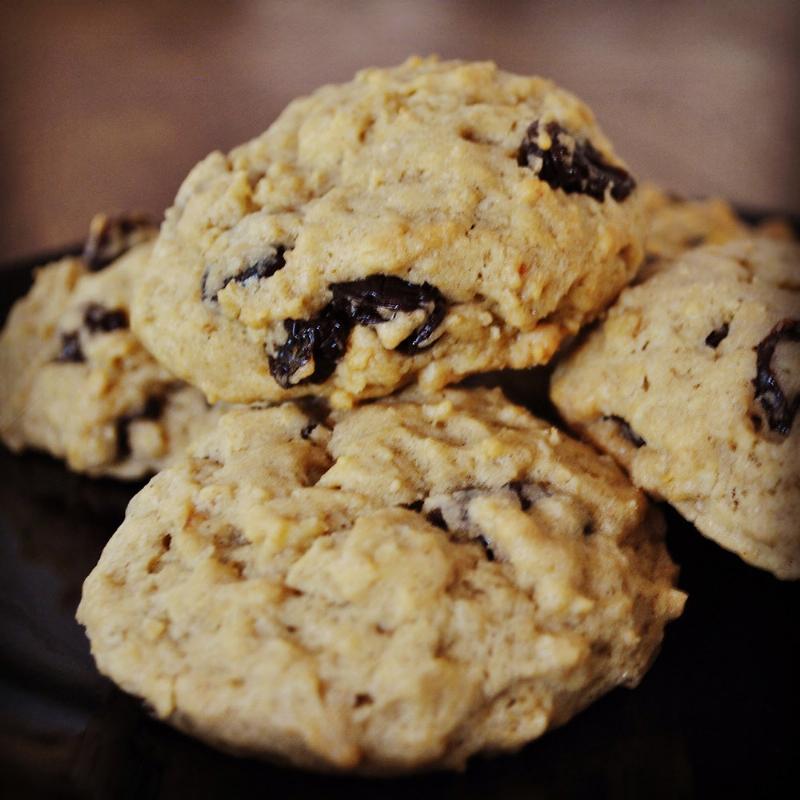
top-left (133, 56), bottom-right (645, 407)
top-left (0, 216), bottom-right (220, 479)
top-left (78, 387), bottom-right (684, 773)
top-left (552, 237), bottom-right (800, 579)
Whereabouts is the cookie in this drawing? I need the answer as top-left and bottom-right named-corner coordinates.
top-left (78, 387), bottom-right (684, 773)
top-left (640, 182), bottom-right (795, 269)
top-left (132, 57), bottom-right (645, 407)
top-left (0, 215), bottom-right (219, 479)
top-left (551, 237), bottom-right (800, 579)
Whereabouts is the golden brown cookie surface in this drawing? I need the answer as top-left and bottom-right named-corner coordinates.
top-left (133, 57), bottom-right (644, 406)
top-left (552, 237), bottom-right (800, 578)
top-left (78, 387), bottom-right (684, 772)
top-left (0, 218), bottom-right (219, 478)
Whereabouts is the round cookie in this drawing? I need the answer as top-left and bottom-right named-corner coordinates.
top-left (551, 237), bottom-right (800, 579)
top-left (0, 215), bottom-right (220, 479)
top-left (78, 387), bottom-right (684, 773)
top-left (640, 182), bottom-right (751, 263)
top-left (640, 182), bottom-right (795, 274)
top-left (133, 57), bottom-right (645, 407)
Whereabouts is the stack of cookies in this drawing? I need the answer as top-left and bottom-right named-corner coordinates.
top-left (1, 57), bottom-right (797, 774)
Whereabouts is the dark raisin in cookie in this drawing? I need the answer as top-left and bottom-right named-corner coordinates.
top-left (0, 226), bottom-right (219, 478)
top-left (552, 237), bottom-right (800, 579)
top-left (78, 387), bottom-right (684, 772)
top-left (132, 57), bottom-right (644, 406)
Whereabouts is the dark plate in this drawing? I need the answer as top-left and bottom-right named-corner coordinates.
top-left (1, 221), bottom-right (798, 799)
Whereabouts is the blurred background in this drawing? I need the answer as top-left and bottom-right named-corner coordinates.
top-left (1, 0), bottom-right (798, 260)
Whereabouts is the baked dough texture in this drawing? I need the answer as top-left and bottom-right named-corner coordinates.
top-left (640, 182), bottom-right (794, 269)
top-left (133, 57), bottom-right (645, 407)
top-left (0, 225), bottom-right (219, 478)
top-left (552, 237), bottom-right (800, 578)
top-left (78, 387), bottom-right (684, 773)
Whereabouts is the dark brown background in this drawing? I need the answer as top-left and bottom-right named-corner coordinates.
top-left (1, 0), bottom-right (798, 261)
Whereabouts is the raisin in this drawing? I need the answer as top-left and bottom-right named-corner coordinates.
top-left (55, 332), bottom-right (84, 363)
top-left (116, 395), bottom-right (167, 460)
top-left (476, 535), bottom-right (496, 561)
top-left (330, 276), bottom-right (446, 353)
top-left (83, 303), bottom-right (129, 333)
top-left (423, 504), bottom-right (493, 558)
top-left (517, 121), bottom-right (635, 202)
top-left (204, 245), bottom-right (289, 302)
top-left (398, 298), bottom-right (447, 354)
top-left (505, 480), bottom-right (532, 511)
top-left (603, 414), bottom-right (646, 447)
top-left (267, 276), bottom-right (447, 387)
top-left (268, 307), bottom-right (351, 388)
top-left (705, 322), bottom-right (730, 348)
top-left (414, 484), bottom-right (542, 562)
top-left (506, 480), bottom-right (551, 510)
top-left (229, 246), bottom-right (287, 287)
top-left (752, 318), bottom-right (800, 436)
top-left (83, 213), bottom-right (157, 271)
top-left (295, 396), bottom-right (331, 431)
top-left (425, 507), bottom-right (448, 530)
top-left (421, 484), bottom-right (538, 536)
top-left (54, 305), bottom-right (128, 362)
top-left (353, 693), bottom-right (373, 708)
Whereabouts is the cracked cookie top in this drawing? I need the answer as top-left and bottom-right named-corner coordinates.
top-left (78, 387), bottom-right (684, 773)
top-left (552, 237), bottom-right (800, 578)
top-left (133, 57), bottom-right (644, 406)
top-left (0, 216), bottom-right (219, 478)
